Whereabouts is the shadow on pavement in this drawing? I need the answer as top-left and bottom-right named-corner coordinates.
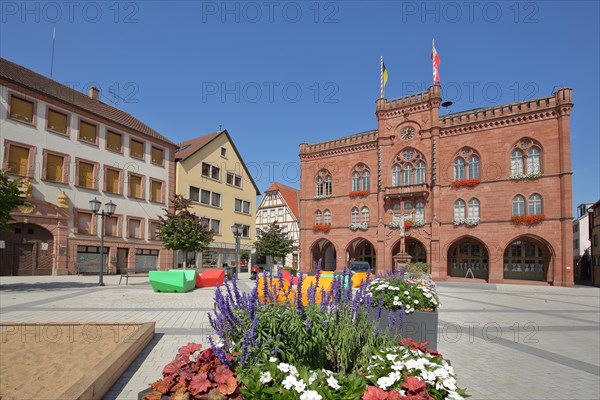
top-left (0, 282), bottom-right (100, 291)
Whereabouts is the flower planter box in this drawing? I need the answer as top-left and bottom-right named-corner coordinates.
top-left (369, 309), bottom-right (438, 350)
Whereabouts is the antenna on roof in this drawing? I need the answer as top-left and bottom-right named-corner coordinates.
top-left (441, 101), bottom-right (453, 115)
top-left (218, 124), bottom-right (223, 131)
top-left (50, 27), bottom-right (56, 79)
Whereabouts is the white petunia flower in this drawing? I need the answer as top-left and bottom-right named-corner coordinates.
top-left (414, 300), bottom-right (419, 304)
top-left (309, 372), bottom-right (318, 384)
top-left (293, 378), bottom-right (306, 393)
top-left (281, 375), bottom-right (297, 390)
top-left (300, 390), bottom-right (323, 400)
top-left (278, 363), bottom-right (291, 373)
top-left (269, 356), bottom-right (277, 362)
top-left (327, 375), bottom-right (341, 390)
top-left (377, 375), bottom-right (396, 390)
top-left (259, 371), bottom-right (272, 384)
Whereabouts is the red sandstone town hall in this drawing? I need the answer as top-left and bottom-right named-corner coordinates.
top-left (299, 84), bottom-right (574, 286)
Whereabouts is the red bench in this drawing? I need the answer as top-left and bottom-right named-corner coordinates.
top-left (196, 269), bottom-right (225, 288)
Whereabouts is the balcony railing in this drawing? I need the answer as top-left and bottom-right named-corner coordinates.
top-left (384, 183), bottom-right (429, 198)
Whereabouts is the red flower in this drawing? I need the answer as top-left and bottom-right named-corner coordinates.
top-left (404, 220), bottom-right (413, 229)
top-left (402, 376), bottom-right (427, 394)
top-left (511, 213), bottom-right (545, 225)
top-left (363, 386), bottom-right (389, 400)
top-left (451, 178), bottom-right (481, 188)
top-left (312, 224), bottom-right (331, 233)
top-left (349, 190), bottom-right (370, 197)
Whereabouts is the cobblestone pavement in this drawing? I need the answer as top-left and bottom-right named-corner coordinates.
top-left (1, 275), bottom-right (598, 399)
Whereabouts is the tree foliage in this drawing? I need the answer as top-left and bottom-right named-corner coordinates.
top-left (157, 195), bottom-right (214, 254)
top-left (0, 171), bottom-right (26, 232)
top-left (254, 222), bottom-right (294, 263)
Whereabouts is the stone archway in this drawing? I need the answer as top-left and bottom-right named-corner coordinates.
top-left (310, 239), bottom-right (337, 271)
top-left (447, 237), bottom-right (489, 280)
top-left (391, 238), bottom-right (427, 264)
top-left (346, 238), bottom-right (377, 272)
top-left (0, 223), bottom-right (54, 276)
top-left (503, 236), bottom-right (552, 282)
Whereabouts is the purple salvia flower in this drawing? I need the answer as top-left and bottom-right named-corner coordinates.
top-left (296, 271), bottom-right (304, 314)
top-left (231, 273), bottom-right (241, 306)
top-left (240, 313), bottom-right (259, 365)
top-left (277, 269), bottom-right (284, 291)
top-left (375, 294), bottom-right (385, 320)
top-left (320, 287), bottom-right (330, 312)
top-left (314, 258), bottom-right (322, 293)
top-left (262, 268), bottom-right (270, 303)
top-left (305, 317), bottom-right (311, 332)
top-left (272, 346), bottom-right (280, 355)
top-left (307, 283), bottom-right (316, 304)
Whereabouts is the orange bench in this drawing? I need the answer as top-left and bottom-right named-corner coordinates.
top-left (196, 269), bottom-right (225, 288)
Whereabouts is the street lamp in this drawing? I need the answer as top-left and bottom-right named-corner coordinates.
top-left (89, 197), bottom-right (116, 286)
top-left (231, 224), bottom-right (242, 278)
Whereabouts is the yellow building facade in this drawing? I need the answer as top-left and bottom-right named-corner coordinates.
top-left (174, 130), bottom-right (260, 269)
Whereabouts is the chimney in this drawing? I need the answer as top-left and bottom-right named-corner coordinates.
top-left (88, 86), bottom-right (100, 100)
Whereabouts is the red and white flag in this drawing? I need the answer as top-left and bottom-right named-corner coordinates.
top-left (431, 39), bottom-right (441, 83)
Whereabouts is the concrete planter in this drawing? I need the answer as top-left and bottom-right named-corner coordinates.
top-left (369, 308), bottom-right (438, 350)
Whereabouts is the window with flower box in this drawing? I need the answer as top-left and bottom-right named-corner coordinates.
top-left (511, 139), bottom-right (543, 178)
top-left (79, 120), bottom-right (97, 144)
top-left (391, 149), bottom-right (426, 187)
top-left (106, 131), bottom-right (123, 153)
top-left (47, 108), bottom-right (68, 135)
top-left (9, 95), bottom-right (34, 124)
top-left (315, 210), bottom-right (322, 225)
top-left (323, 209), bottom-right (331, 225)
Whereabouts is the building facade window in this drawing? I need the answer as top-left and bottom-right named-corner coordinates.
top-left (79, 120), bottom-right (97, 144)
top-left (202, 162), bottom-right (220, 180)
top-left (43, 150), bottom-right (68, 183)
top-left (352, 172), bottom-right (360, 191)
top-left (190, 186), bottom-right (200, 202)
top-left (512, 195), bottom-right (526, 216)
top-left (362, 171), bottom-right (370, 190)
top-left (511, 150), bottom-right (524, 176)
top-left (128, 218), bottom-right (143, 239)
top-left (392, 165), bottom-right (401, 186)
top-left (468, 198), bottom-right (480, 218)
top-left (6, 142), bottom-right (33, 177)
top-left (227, 172), bottom-right (242, 187)
top-left (106, 131), bottom-right (123, 153)
top-left (149, 221), bottom-right (160, 240)
top-left (76, 159), bottom-right (98, 189)
top-left (76, 210), bottom-right (94, 234)
top-left (529, 194), bottom-right (543, 214)
top-left (104, 167), bottom-right (122, 194)
top-left (129, 174), bottom-right (144, 199)
top-left (151, 146), bottom-right (164, 166)
top-left (361, 207), bottom-right (370, 224)
top-left (454, 199), bottom-right (466, 220)
top-left (150, 180), bottom-right (164, 203)
top-left (315, 210), bottom-right (322, 225)
top-left (46, 108), bottom-right (68, 135)
top-left (235, 199), bottom-right (251, 214)
top-left (527, 148), bottom-right (541, 174)
top-left (105, 215), bottom-right (121, 237)
top-left (130, 139), bottom-right (145, 160)
top-left (351, 207), bottom-right (359, 224)
top-left (468, 156), bottom-right (480, 179)
top-left (9, 95), bottom-right (34, 123)
top-left (392, 149), bottom-right (426, 187)
top-left (416, 202), bottom-right (425, 220)
top-left (200, 189), bottom-right (221, 207)
top-left (323, 209), bottom-right (331, 225)
top-left (512, 139), bottom-right (543, 176)
top-left (325, 175), bottom-right (332, 195)
top-left (210, 219), bottom-right (221, 234)
top-left (220, 147), bottom-right (227, 157)
top-left (453, 158), bottom-right (465, 181)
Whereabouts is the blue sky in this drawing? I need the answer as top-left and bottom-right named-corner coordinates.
top-left (1, 1), bottom-right (599, 213)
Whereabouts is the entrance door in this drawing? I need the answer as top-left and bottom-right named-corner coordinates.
top-left (117, 248), bottom-right (129, 273)
top-left (15, 243), bottom-right (34, 275)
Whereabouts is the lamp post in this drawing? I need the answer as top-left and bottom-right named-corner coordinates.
top-left (231, 224), bottom-right (242, 278)
top-left (89, 197), bottom-right (116, 286)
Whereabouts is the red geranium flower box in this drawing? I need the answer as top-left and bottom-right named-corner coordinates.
top-left (349, 190), bottom-right (369, 198)
top-left (451, 178), bottom-right (481, 188)
top-left (511, 214), bottom-right (545, 225)
top-left (312, 224), bottom-right (331, 233)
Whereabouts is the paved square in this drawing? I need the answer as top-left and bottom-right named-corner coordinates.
top-left (1, 275), bottom-right (598, 399)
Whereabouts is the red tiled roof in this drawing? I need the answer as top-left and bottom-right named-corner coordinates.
top-left (266, 182), bottom-right (300, 219)
top-left (175, 130), bottom-right (261, 196)
top-left (0, 57), bottom-right (175, 146)
top-left (175, 131), bottom-right (222, 161)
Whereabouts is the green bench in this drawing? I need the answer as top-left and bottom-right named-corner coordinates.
top-left (149, 270), bottom-right (196, 293)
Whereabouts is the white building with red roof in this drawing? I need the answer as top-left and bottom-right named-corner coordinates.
top-left (255, 182), bottom-right (300, 269)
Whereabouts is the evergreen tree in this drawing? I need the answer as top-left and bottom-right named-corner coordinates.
top-left (157, 195), bottom-right (214, 268)
top-left (254, 222), bottom-right (294, 267)
top-left (0, 171), bottom-right (26, 232)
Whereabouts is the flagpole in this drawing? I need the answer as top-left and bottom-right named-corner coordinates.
top-left (432, 39), bottom-right (435, 85)
top-left (380, 56), bottom-right (384, 99)
top-left (50, 27), bottom-right (56, 79)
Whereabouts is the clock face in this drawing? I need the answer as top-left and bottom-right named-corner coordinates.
top-left (400, 126), bottom-right (415, 140)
